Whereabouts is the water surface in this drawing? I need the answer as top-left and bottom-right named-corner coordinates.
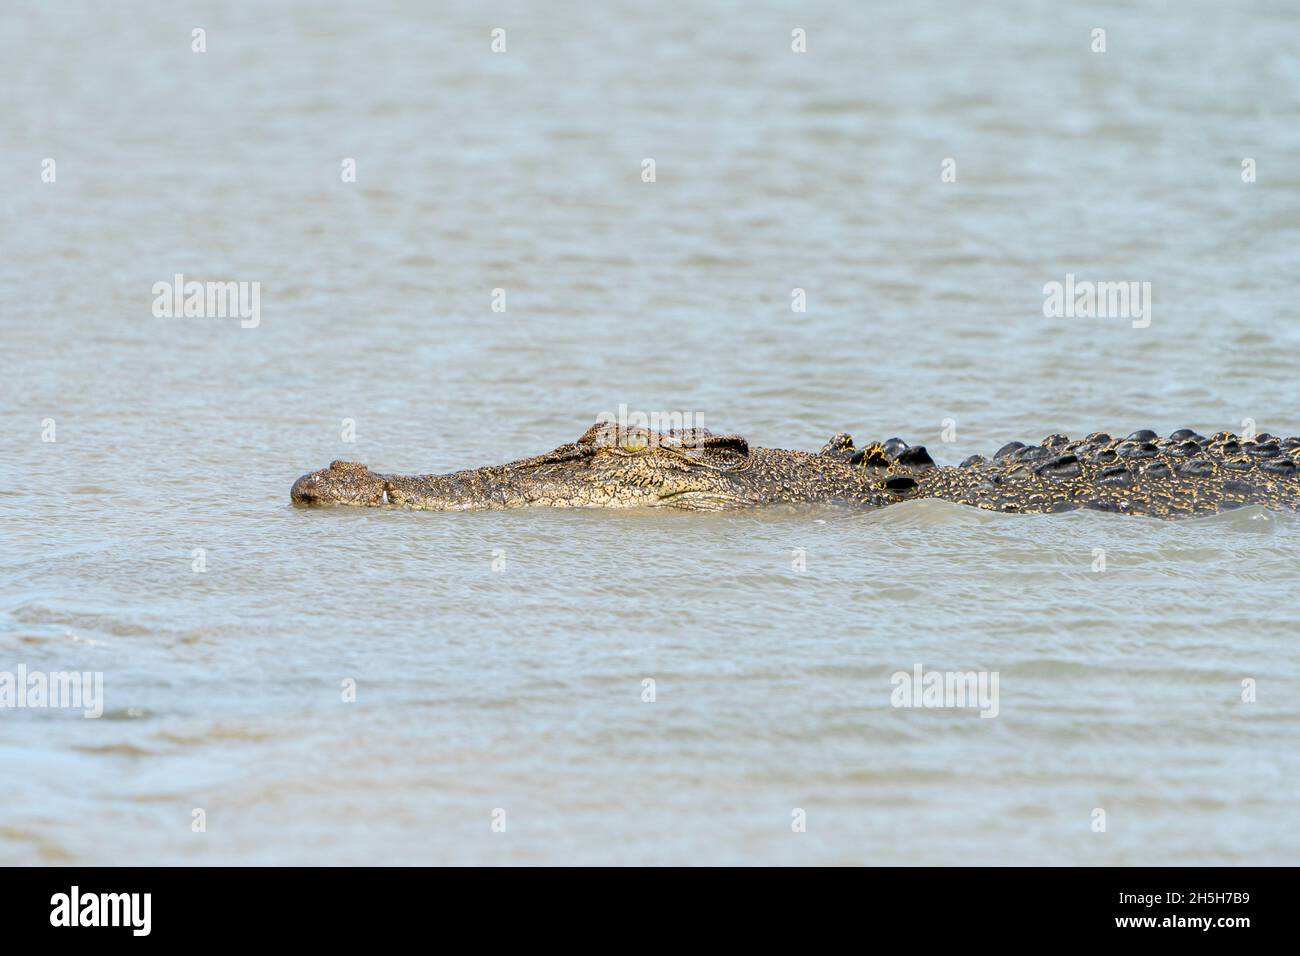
top-left (2, 0), bottom-right (1298, 865)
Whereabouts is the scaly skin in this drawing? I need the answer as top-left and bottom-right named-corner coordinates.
top-left (290, 421), bottom-right (1300, 519)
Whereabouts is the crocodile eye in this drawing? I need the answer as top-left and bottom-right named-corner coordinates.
top-left (622, 434), bottom-right (648, 453)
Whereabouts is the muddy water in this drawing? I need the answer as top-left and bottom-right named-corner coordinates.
top-left (1, 0), bottom-right (1298, 864)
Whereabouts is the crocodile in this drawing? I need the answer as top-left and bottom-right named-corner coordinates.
top-left (289, 421), bottom-right (1300, 519)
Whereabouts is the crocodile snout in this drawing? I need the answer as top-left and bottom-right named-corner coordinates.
top-left (290, 472), bottom-right (325, 505)
top-left (291, 461), bottom-right (387, 507)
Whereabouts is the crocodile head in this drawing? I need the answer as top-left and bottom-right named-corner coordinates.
top-left (290, 422), bottom-right (762, 511)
